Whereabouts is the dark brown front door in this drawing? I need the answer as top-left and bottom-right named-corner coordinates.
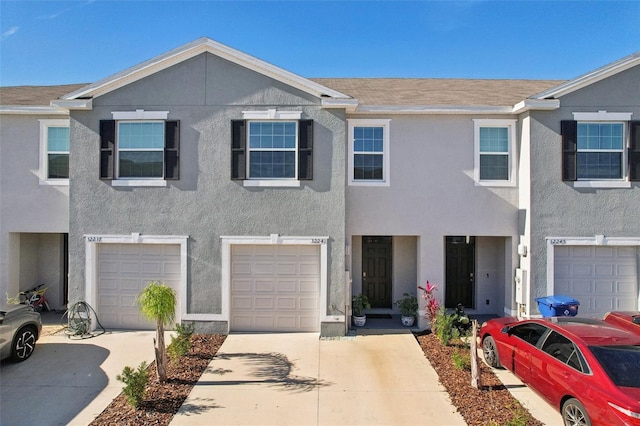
top-left (445, 236), bottom-right (475, 308)
top-left (362, 236), bottom-right (392, 308)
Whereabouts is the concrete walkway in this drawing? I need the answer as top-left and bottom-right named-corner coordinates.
top-left (171, 333), bottom-right (466, 426)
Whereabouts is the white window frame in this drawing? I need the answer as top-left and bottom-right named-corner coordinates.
top-left (473, 119), bottom-right (517, 187)
top-left (241, 110), bottom-right (303, 187)
top-left (39, 119), bottom-right (70, 186)
top-left (116, 120), bottom-right (165, 180)
top-left (348, 119), bottom-right (391, 186)
top-left (110, 110), bottom-right (169, 187)
top-left (572, 111), bottom-right (633, 188)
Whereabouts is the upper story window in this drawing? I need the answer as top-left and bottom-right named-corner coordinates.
top-left (348, 119), bottom-right (390, 186)
top-left (118, 121), bottom-right (164, 178)
top-left (562, 112), bottom-right (638, 188)
top-left (577, 122), bottom-right (624, 179)
top-left (248, 121), bottom-right (297, 179)
top-left (473, 119), bottom-right (517, 187)
top-left (100, 110), bottom-right (179, 186)
top-left (39, 119), bottom-right (70, 185)
top-left (231, 110), bottom-right (313, 187)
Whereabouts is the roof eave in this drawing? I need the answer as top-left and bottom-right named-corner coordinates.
top-left (0, 106), bottom-right (69, 115)
top-left (512, 99), bottom-right (560, 114)
top-left (350, 105), bottom-right (515, 115)
top-left (62, 37), bottom-right (352, 102)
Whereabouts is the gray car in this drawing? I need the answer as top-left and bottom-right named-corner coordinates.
top-left (0, 303), bottom-right (42, 362)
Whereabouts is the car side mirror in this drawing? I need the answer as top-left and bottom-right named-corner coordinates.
top-left (633, 316), bottom-right (640, 325)
top-left (501, 326), bottom-right (511, 335)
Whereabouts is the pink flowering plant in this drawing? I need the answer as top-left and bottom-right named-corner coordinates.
top-left (418, 280), bottom-right (439, 328)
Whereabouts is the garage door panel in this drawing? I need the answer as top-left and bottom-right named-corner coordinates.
top-left (97, 243), bottom-right (181, 330)
top-left (232, 279), bottom-right (252, 292)
top-left (232, 262), bottom-right (252, 275)
top-left (255, 280), bottom-right (275, 292)
top-left (277, 263), bottom-right (297, 275)
top-left (277, 280), bottom-right (296, 292)
top-left (255, 297), bottom-right (275, 309)
top-left (232, 296), bottom-right (253, 309)
top-left (555, 246), bottom-right (638, 318)
top-left (300, 297), bottom-right (318, 310)
top-left (276, 297), bottom-right (296, 309)
top-left (254, 263), bottom-right (275, 275)
top-left (231, 244), bottom-right (320, 332)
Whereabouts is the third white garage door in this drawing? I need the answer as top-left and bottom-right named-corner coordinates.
top-left (230, 244), bottom-right (320, 332)
top-left (554, 245), bottom-right (639, 318)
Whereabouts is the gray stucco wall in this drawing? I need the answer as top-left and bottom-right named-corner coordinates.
top-left (68, 53), bottom-right (346, 334)
top-left (527, 65), bottom-right (640, 301)
top-left (0, 114), bottom-right (69, 297)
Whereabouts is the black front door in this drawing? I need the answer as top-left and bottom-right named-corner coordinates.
top-left (362, 236), bottom-right (392, 308)
top-left (445, 236), bottom-right (475, 308)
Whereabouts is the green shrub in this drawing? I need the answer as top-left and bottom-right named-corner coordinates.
top-left (505, 403), bottom-right (531, 426)
top-left (452, 349), bottom-right (471, 370)
top-left (116, 361), bottom-right (149, 409)
top-left (167, 322), bottom-right (195, 365)
top-left (434, 307), bottom-right (459, 345)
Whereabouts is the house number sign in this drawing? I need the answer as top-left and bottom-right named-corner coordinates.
top-left (86, 236), bottom-right (102, 242)
top-left (312, 238), bottom-right (327, 244)
top-left (549, 239), bottom-right (566, 245)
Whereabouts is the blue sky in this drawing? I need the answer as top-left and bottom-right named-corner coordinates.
top-left (1, 1), bottom-right (639, 86)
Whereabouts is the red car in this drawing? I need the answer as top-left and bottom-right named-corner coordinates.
top-left (479, 316), bottom-right (640, 426)
top-left (604, 312), bottom-right (640, 336)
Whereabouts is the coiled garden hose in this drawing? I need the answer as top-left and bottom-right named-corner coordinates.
top-left (62, 301), bottom-right (106, 339)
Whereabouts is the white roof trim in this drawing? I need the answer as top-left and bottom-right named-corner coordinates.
top-left (512, 99), bottom-right (560, 114)
top-left (532, 51), bottom-right (640, 100)
top-left (0, 106), bottom-right (69, 115)
top-left (50, 99), bottom-right (92, 110)
top-left (62, 37), bottom-right (352, 102)
top-left (351, 105), bottom-right (514, 115)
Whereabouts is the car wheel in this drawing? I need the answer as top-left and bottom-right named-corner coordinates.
top-left (562, 398), bottom-right (591, 426)
top-left (482, 335), bottom-right (501, 368)
top-left (11, 326), bottom-right (37, 362)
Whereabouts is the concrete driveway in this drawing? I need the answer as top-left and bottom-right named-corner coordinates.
top-left (171, 333), bottom-right (466, 426)
top-left (0, 330), bottom-right (160, 426)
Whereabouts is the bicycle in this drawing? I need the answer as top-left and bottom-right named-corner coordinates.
top-left (8, 284), bottom-right (51, 312)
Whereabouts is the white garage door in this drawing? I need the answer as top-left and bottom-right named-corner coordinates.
top-left (230, 244), bottom-right (320, 332)
top-left (97, 244), bottom-right (181, 330)
top-left (554, 245), bottom-right (638, 318)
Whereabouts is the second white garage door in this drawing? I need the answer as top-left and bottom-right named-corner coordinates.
top-left (554, 245), bottom-right (639, 318)
top-left (97, 243), bottom-right (181, 330)
top-left (230, 244), bottom-right (320, 332)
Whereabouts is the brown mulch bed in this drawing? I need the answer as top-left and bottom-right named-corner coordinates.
top-left (89, 331), bottom-right (542, 425)
top-left (416, 332), bottom-right (544, 426)
top-left (90, 334), bottom-right (225, 426)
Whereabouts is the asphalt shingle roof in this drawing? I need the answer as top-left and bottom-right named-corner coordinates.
top-left (311, 78), bottom-right (566, 106)
top-left (0, 84), bottom-right (87, 106)
top-left (0, 79), bottom-right (566, 108)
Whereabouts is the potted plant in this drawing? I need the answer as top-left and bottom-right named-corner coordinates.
top-left (352, 294), bottom-right (371, 326)
top-left (394, 292), bottom-right (418, 327)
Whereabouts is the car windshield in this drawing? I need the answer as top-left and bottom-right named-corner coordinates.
top-left (590, 345), bottom-right (640, 388)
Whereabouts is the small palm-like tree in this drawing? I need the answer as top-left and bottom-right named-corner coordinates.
top-left (137, 281), bottom-right (176, 382)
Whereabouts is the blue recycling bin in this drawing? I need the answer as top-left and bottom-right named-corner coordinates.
top-left (536, 295), bottom-right (580, 317)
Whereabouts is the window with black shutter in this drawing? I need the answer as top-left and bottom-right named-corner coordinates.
top-left (231, 119), bottom-right (313, 181)
top-left (99, 119), bottom-right (180, 180)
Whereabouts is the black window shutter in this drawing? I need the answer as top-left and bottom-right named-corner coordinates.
top-left (298, 119), bottom-right (313, 180)
top-left (231, 120), bottom-right (246, 180)
top-left (561, 120), bottom-right (577, 181)
top-left (99, 120), bottom-right (115, 179)
top-left (629, 121), bottom-right (640, 181)
top-left (165, 120), bottom-right (180, 180)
